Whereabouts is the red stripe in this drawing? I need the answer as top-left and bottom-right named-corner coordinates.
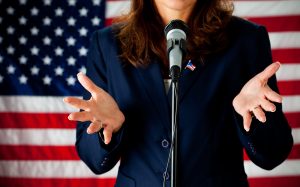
top-left (248, 176), bottom-right (300, 187)
top-left (278, 81), bottom-right (300, 96)
top-left (288, 144), bottom-right (300, 160)
top-left (285, 112), bottom-right (300, 128)
top-left (0, 113), bottom-right (76, 129)
top-left (244, 144), bottom-right (300, 160)
top-left (0, 178), bottom-right (116, 187)
top-left (0, 177), bottom-right (299, 187)
top-left (248, 16), bottom-right (300, 32)
top-left (272, 49), bottom-right (300, 64)
top-left (0, 111), bottom-right (297, 130)
top-left (105, 18), bottom-right (114, 26)
top-left (0, 145), bottom-right (80, 160)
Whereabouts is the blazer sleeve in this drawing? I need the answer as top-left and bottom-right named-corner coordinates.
top-left (234, 26), bottom-right (294, 170)
top-left (75, 30), bottom-right (125, 174)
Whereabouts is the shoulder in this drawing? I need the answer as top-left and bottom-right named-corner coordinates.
top-left (225, 17), bottom-right (273, 78)
top-left (229, 16), bottom-right (261, 32)
top-left (228, 16), bottom-right (268, 39)
top-left (226, 16), bottom-right (270, 50)
top-left (90, 25), bottom-right (118, 45)
top-left (89, 24), bottom-right (122, 57)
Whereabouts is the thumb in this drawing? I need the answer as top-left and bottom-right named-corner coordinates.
top-left (257, 62), bottom-right (281, 81)
top-left (243, 112), bottom-right (252, 132)
top-left (87, 122), bottom-right (101, 134)
top-left (103, 127), bottom-right (113, 144)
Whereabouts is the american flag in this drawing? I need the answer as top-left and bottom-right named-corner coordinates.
top-left (0, 0), bottom-right (299, 187)
top-left (185, 60), bottom-right (196, 71)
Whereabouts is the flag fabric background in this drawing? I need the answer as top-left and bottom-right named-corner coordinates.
top-left (0, 0), bottom-right (299, 186)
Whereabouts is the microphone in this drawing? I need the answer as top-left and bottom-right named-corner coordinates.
top-left (164, 20), bottom-right (189, 82)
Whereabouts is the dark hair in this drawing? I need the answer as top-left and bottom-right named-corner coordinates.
top-left (114, 0), bottom-right (234, 67)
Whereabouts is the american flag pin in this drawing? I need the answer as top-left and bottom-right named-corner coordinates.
top-left (185, 60), bottom-right (196, 71)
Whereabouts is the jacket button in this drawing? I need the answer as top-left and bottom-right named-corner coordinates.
top-left (161, 139), bottom-right (169, 148)
top-left (101, 160), bottom-right (107, 166)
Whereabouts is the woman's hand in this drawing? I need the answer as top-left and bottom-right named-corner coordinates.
top-left (233, 62), bottom-right (282, 132)
top-left (63, 72), bottom-right (125, 144)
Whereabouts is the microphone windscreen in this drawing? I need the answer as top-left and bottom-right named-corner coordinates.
top-left (164, 20), bottom-right (189, 37)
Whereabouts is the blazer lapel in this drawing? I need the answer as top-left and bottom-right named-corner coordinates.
top-left (136, 62), bottom-right (171, 134)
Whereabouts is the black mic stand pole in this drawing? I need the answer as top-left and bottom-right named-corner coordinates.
top-left (168, 39), bottom-right (186, 187)
top-left (170, 74), bottom-right (179, 187)
top-left (169, 45), bottom-right (184, 187)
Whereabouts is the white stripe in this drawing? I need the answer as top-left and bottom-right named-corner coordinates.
top-left (292, 128), bottom-right (300, 145)
top-left (106, 1), bottom-right (300, 19)
top-left (1, 159), bottom-right (300, 178)
top-left (1, 95), bottom-right (299, 114)
top-left (0, 96), bottom-right (78, 113)
top-left (0, 128), bottom-right (299, 146)
top-left (283, 95), bottom-right (300, 113)
top-left (0, 129), bottom-right (76, 145)
top-left (269, 32), bottom-right (300, 49)
top-left (0, 160), bottom-right (119, 178)
top-left (234, 0), bottom-right (300, 17)
top-left (245, 159), bottom-right (300, 177)
top-left (277, 64), bottom-right (300, 81)
top-left (106, 0), bottom-right (130, 19)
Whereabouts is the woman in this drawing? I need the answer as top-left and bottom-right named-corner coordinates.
top-left (64, 0), bottom-right (293, 186)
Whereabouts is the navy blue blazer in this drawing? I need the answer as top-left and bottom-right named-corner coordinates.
top-left (75, 17), bottom-right (293, 187)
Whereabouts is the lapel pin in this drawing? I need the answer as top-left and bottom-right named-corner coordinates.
top-left (185, 60), bottom-right (196, 71)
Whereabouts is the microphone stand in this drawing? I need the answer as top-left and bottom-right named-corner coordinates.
top-left (164, 20), bottom-right (188, 187)
top-left (170, 75), bottom-right (179, 187)
top-left (168, 39), bottom-right (186, 187)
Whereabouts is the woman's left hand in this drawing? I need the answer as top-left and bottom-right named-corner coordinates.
top-left (233, 62), bottom-right (282, 132)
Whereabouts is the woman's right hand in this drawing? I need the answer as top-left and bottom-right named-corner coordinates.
top-left (63, 72), bottom-right (125, 145)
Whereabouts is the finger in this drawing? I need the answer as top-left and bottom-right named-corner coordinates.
top-left (264, 86), bottom-right (282, 103)
top-left (259, 98), bottom-right (276, 112)
top-left (103, 126), bottom-right (113, 144)
top-left (63, 97), bottom-right (89, 110)
top-left (243, 112), bottom-right (252, 132)
top-left (257, 62), bottom-right (281, 82)
top-left (77, 72), bottom-right (104, 97)
top-left (68, 111), bottom-right (93, 122)
top-left (252, 107), bottom-right (266, 123)
top-left (87, 121), bottom-right (102, 134)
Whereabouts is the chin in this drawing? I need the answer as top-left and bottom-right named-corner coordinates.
top-left (164, 0), bottom-right (196, 11)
